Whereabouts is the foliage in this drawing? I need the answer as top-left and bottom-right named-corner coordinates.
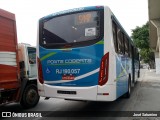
top-left (139, 48), bottom-right (152, 63)
top-left (131, 22), bottom-right (154, 64)
top-left (131, 22), bottom-right (149, 49)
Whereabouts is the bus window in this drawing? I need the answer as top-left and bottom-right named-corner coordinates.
top-left (117, 29), bottom-right (124, 54)
top-left (121, 32), bottom-right (125, 54)
top-left (41, 11), bottom-right (103, 48)
top-left (129, 44), bottom-right (133, 58)
top-left (117, 28), bottom-right (121, 53)
top-left (128, 42), bottom-right (131, 57)
top-left (112, 21), bottom-right (118, 53)
top-left (124, 36), bottom-right (129, 55)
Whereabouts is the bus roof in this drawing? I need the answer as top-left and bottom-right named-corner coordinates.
top-left (40, 6), bottom-right (105, 20)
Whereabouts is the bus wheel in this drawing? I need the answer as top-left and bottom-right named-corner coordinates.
top-left (20, 84), bottom-right (40, 109)
top-left (124, 76), bottom-right (131, 98)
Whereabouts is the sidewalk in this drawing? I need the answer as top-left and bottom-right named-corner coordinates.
top-left (139, 69), bottom-right (160, 82)
top-left (132, 69), bottom-right (160, 112)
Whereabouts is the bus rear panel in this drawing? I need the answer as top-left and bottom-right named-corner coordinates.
top-left (37, 6), bottom-right (138, 101)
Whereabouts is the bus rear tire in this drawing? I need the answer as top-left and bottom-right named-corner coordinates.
top-left (124, 76), bottom-right (131, 98)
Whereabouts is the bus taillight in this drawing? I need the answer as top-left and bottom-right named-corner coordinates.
top-left (98, 52), bottom-right (109, 86)
top-left (37, 57), bottom-right (44, 84)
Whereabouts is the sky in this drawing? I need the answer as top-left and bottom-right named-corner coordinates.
top-left (0, 0), bottom-right (148, 46)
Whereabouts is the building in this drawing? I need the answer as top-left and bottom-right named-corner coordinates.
top-left (148, 0), bottom-right (160, 74)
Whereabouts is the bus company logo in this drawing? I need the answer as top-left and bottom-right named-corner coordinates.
top-left (47, 59), bottom-right (92, 65)
top-left (2, 112), bottom-right (11, 117)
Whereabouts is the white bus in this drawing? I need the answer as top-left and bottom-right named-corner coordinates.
top-left (37, 6), bottom-right (140, 101)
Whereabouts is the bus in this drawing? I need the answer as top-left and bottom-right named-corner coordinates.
top-left (37, 6), bottom-right (140, 101)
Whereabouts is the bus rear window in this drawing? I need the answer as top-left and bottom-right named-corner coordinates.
top-left (40, 11), bottom-right (103, 48)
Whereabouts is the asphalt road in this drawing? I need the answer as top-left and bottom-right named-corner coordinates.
top-left (1, 69), bottom-right (160, 120)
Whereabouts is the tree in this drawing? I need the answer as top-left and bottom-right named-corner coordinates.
top-left (131, 22), bottom-right (154, 67)
top-left (131, 22), bottom-right (149, 49)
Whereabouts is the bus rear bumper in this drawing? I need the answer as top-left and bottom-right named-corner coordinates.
top-left (42, 84), bottom-right (117, 101)
top-left (97, 84), bottom-right (117, 101)
top-left (43, 84), bottom-right (98, 101)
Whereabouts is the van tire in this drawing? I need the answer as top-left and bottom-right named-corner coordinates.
top-left (20, 84), bottom-right (40, 109)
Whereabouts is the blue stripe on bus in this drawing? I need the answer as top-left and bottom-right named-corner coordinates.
top-left (39, 41), bottom-right (104, 87)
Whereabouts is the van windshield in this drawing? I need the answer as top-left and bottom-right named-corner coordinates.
top-left (27, 47), bottom-right (36, 64)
